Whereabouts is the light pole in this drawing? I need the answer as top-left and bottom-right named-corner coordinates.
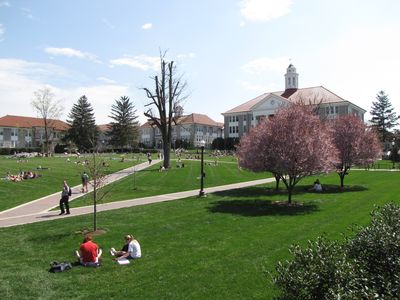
top-left (199, 140), bottom-right (206, 197)
top-left (392, 138), bottom-right (396, 169)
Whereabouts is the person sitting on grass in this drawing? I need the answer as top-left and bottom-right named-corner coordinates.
top-left (74, 234), bottom-right (102, 267)
top-left (110, 234), bottom-right (141, 261)
top-left (313, 179), bottom-right (323, 192)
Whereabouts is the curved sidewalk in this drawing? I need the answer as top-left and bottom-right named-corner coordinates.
top-left (0, 159), bottom-right (161, 227)
top-left (0, 170), bottom-right (274, 228)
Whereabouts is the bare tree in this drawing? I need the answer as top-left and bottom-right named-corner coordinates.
top-left (31, 87), bottom-right (63, 154)
top-left (143, 52), bottom-right (187, 169)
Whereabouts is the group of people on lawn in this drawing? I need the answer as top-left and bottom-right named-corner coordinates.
top-left (75, 234), bottom-right (141, 266)
top-left (4, 170), bottom-right (41, 182)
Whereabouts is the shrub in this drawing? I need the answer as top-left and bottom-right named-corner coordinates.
top-left (273, 203), bottom-right (400, 299)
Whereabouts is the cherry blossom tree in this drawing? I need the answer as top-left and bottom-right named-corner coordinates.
top-left (331, 115), bottom-right (381, 188)
top-left (237, 104), bottom-right (337, 203)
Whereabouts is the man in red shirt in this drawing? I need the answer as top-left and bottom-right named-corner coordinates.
top-left (75, 234), bottom-right (102, 266)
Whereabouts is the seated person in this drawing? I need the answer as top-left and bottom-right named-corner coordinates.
top-left (110, 234), bottom-right (141, 261)
top-left (74, 234), bottom-right (102, 266)
top-left (313, 179), bottom-right (323, 192)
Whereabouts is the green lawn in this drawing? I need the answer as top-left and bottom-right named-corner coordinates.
top-left (0, 170), bottom-right (399, 299)
top-left (0, 154), bottom-right (141, 212)
top-left (68, 159), bottom-right (270, 208)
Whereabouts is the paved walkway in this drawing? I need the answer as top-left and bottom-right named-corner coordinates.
top-left (0, 160), bottom-right (275, 228)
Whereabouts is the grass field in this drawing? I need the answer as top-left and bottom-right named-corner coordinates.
top-left (69, 159), bottom-right (270, 208)
top-left (1, 170), bottom-right (399, 299)
top-left (0, 154), bottom-right (141, 212)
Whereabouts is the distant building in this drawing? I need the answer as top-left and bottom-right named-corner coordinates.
top-left (222, 64), bottom-right (366, 138)
top-left (140, 113), bottom-right (223, 148)
top-left (97, 124), bottom-right (111, 151)
top-left (0, 115), bottom-right (69, 151)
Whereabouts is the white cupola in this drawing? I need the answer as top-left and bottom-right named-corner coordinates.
top-left (284, 63), bottom-right (298, 90)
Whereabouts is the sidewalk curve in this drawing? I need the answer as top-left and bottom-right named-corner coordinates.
top-left (0, 157), bottom-right (277, 228)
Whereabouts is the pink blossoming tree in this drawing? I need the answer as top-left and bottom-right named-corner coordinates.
top-left (237, 104), bottom-right (337, 203)
top-left (330, 115), bottom-right (381, 188)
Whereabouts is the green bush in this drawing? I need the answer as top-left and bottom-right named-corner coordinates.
top-left (274, 203), bottom-right (400, 299)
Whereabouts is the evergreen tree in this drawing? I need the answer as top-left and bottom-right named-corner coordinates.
top-left (370, 91), bottom-right (398, 143)
top-left (66, 95), bottom-right (98, 151)
top-left (107, 96), bottom-right (139, 150)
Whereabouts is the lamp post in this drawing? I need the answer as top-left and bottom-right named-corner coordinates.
top-left (199, 140), bottom-right (206, 197)
top-left (392, 138), bottom-right (396, 169)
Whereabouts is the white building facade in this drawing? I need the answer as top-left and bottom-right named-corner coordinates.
top-left (222, 64), bottom-right (366, 138)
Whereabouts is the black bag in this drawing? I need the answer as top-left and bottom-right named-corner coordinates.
top-left (49, 261), bottom-right (72, 273)
top-left (68, 188), bottom-right (72, 196)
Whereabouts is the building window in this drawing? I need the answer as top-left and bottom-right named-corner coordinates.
top-left (330, 107), bottom-right (334, 114)
top-left (243, 115), bottom-right (246, 121)
top-left (236, 126), bottom-right (239, 133)
top-left (326, 107), bottom-right (329, 114)
top-left (335, 106), bottom-right (339, 114)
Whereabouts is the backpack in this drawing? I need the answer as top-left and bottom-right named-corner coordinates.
top-left (49, 261), bottom-right (72, 273)
top-left (68, 187), bottom-right (72, 196)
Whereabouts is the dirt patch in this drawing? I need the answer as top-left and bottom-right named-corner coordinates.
top-left (75, 228), bottom-right (108, 236)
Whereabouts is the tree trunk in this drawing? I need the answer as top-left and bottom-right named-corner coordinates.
top-left (340, 174), bottom-right (345, 189)
top-left (287, 187), bottom-right (292, 204)
top-left (274, 173), bottom-right (280, 190)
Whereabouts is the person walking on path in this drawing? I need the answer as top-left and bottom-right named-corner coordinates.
top-left (81, 171), bottom-right (89, 193)
top-left (59, 180), bottom-right (70, 215)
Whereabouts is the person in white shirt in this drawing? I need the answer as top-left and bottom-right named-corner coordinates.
top-left (110, 234), bottom-right (141, 261)
top-left (313, 179), bottom-right (323, 192)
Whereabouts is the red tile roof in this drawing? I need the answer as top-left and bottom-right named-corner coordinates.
top-left (0, 115), bottom-right (69, 130)
top-left (140, 113), bottom-right (223, 128)
top-left (97, 124), bottom-right (111, 132)
top-left (223, 86), bottom-right (366, 114)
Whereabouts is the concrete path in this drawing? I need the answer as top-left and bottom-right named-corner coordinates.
top-left (0, 159), bottom-right (275, 228)
top-left (0, 159), bottom-right (160, 227)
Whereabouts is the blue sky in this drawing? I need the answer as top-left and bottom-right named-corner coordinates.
top-left (0, 0), bottom-right (399, 125)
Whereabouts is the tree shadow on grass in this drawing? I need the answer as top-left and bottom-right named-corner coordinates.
top-left (213, 184), bottom-right (367, 199)
top-left (208, 199), bottom-right (318, 217)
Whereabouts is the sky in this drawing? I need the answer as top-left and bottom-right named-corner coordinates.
top-left (0, 0), bottom-right (399, 125)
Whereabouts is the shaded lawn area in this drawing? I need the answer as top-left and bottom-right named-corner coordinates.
top-left (69, 159), bottom-right (270, 208)
top-left (1, 171), bottom-right (399, 299)
top-left (0, 155), bottom-right (139, 211)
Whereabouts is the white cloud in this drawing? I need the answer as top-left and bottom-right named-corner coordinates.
top-left (308, 25), bottom-right (400, 120)
top-left (239, 81), bottom-right (266, 92)
top-left (176, 52), bottom-right (196, 60)
top-left (45, 47), bottom-right (101, 63)
top-left (97, 77), bottom-right (117, 84)
top-left (110, 55), bottom-right (160, 71)
top-left (0, 59), bottom-right (65, 118)
top-left (0, 1), bottom-right (10, 7)
top-left (239, 0), bottom-right (292, 22)
top-left (240, 80), bottom-right (280, 93)
top-left (21, 7), bottom-right (36, 20)
top-left (0, 58), bottom-right (144, 124)
top-left (0, 24), bottom-right (4, 40)
top-left (141, 23), bottom-right (152, 30)
top-left (242, 56), bottom-right (289, 74)
top-left (102, 18), bottom-right (115, 30)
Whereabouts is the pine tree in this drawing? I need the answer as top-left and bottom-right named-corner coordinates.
top-left (370, 91), bottom-right (398, 143)
top-left (66, 95), bottom-right (98, 151)
top-left (107, 96), bottom-right (139, 150)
